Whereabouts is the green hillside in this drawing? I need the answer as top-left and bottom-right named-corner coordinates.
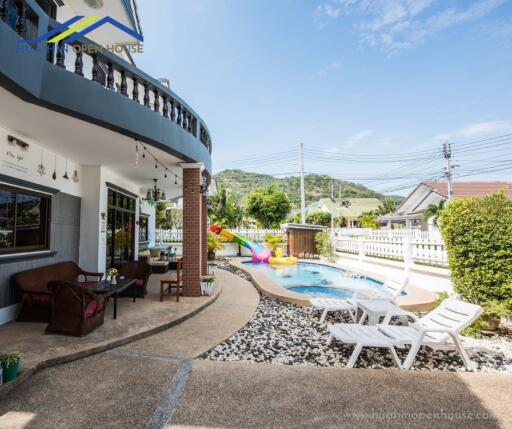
top-left (213, 169), bottom-right (403, 208)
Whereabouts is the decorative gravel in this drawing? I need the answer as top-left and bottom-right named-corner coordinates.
top-left (203, 263), bottom-right (512, 372)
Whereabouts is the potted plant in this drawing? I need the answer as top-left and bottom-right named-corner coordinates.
top-left (207, 261), bottom-right (217, 276)
top-left (0, 352), bottom-right (21, 383)
top-left (264, 233), bottom-right (284, 256)
top-left (207, 231), bottom-right (223, 260)
top-left (201, 275), bottom-right (215, 296)
top-left (481, 301), bottom-right (510, 332)
top-left (107, 268), bottom-right (118, 284)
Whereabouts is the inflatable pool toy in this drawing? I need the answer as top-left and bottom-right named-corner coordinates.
top-left (209, 225), bottom-right (297, 265)
top-left (269, 247), bottom-right (298, 265)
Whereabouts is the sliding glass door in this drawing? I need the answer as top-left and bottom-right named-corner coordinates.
top-left (106, 189), bottom-right (136, 269)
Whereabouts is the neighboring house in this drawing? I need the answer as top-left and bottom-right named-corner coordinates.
top-left (379, 181), bottom-right (512, 230)
top-left (305, 197), bottom-right (382, 227)
top-left (0, 0), bottom-right (212, 323)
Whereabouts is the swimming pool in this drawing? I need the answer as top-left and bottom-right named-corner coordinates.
top-left (242, 262), bottom-right (386, 299)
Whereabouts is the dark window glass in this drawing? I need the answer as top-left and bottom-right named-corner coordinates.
top-left (108, 189), bottom-right (114, 206)
top-left (106, 189), bottom-right (136, 269)
top-left (0, 186), bottom-right (50, 254)
top-left (0, 190), bottom-right (15, 250)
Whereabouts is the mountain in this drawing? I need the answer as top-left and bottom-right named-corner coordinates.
top-left (213, 169), bottom-right (404, 208)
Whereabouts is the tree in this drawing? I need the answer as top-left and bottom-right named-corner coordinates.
top-left (423, 200), bottom-right (445, 226)
top-left (155, 202), bottom-right (171, 229)
top-left (306, 211), bottom-right (332, 226)
top-left (209, 186), bottom-right (244, 228)
top-left (245, 185), bottom-right (291, 228)
top-left (377, 198), bottom-right (397, 216)
top-left (358, 211), bottom-right (379, 229)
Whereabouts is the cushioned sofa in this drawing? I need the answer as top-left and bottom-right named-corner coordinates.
top-left (118, 260), bottom-right (151, 298)
top-left (14, 261), bottom-right (103, 323)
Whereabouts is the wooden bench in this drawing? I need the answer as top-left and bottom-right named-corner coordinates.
top-left (160, 258), bottom-right (183, 302)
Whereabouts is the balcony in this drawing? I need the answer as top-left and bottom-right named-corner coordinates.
top-left (0, 0), bottom-right (212, 174)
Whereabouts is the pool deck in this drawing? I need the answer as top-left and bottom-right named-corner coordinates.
top-left (232, 258), bottom-right (438, 311)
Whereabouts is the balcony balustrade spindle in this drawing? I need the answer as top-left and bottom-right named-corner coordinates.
top-left (106, 62), bottom-right (114, 89)
top-left (162, 96), bottom-right (169, 117)
top-left (0, 0), bottom-right (8, 22)
top-left (56, 40), bottom-right (65, 68)
top-left (187, 114), bottom-right (192, 133)
top-left (170, 99), bottom-right (176, 121)
top-left (132, 76), bottom-right (139, 102)
top-left (182, 109), bottom-right (188, 129)
top-left (143, 83), bottom-right (150, 107)
top-left (153, 89), bottom-right (159, 112)
top-left (92, 53), bottom-right (100, 83)
top-left (177, 104), bottom-right (182, 125)
top-left (120, 70), bottom-right (128, 96)
top-left (15, 2), bottom-right (26, 37)
top-left (74, 50), bottom-right (84, 76)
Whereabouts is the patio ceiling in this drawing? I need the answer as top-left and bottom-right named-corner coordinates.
top-left (0, 86), bottom-right (185, 200)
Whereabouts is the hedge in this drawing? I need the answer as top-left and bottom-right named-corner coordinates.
top-left (439, 191), bottom-right (512, 307)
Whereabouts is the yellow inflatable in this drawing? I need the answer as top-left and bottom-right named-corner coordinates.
top-left (269, 248), bottom-right (298, 265)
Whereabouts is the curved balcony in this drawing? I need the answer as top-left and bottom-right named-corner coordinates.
top-left (0, 0), bottom-right (212, 174)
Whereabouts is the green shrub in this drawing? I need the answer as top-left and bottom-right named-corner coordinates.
top-left (439, 191), bottom-right (512, 311)
top-left (315, 231), bottom-right (335, 261)
top-left (264, 234), bottom-right (284, 253)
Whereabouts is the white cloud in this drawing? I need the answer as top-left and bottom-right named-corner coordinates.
top-left (345, 129), bottom-right (375, 148)
top-left (314, 0), bottom-right (507, 55)
top-left (317, 60), bottom-right (343, 76)
top-left (435, 120), bottom-right (512, 141)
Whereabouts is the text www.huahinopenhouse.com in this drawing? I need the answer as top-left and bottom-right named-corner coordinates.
top-left (342, 409), bottom-right (498, 421)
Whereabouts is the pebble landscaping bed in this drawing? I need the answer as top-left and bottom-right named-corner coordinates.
top-left (203, 262), bottom-right (512, 372)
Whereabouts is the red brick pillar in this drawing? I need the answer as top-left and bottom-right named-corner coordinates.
top-left (182, 164), bottom-right (203, 297)
top-left (201, 192), bottom-right (208, 276)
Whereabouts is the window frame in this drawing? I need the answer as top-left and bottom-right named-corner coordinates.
top-left (0, 183), bottom-right (52, 255)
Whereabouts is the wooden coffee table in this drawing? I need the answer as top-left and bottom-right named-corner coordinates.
top-left (89, 278), bottom-right (136, 319)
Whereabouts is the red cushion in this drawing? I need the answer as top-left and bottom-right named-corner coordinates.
top-left (85, 300), bottom-right (104, 318)
top-left (78, 281), bottom-right (97, 289)
top-left (135, 279), bottom-right (144, 287)
top-left (30, 294), bottom-right (51, 306)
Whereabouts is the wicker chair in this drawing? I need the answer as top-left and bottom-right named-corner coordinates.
top-left (118, 260), bottom-right (151, 298)
top-left (14, 261), bottom-right (103, 322)
top-left (46, 281), bottom-right (107, 337)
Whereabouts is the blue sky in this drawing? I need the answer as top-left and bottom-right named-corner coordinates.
top-left (134, 0), bottom-right (512, 196)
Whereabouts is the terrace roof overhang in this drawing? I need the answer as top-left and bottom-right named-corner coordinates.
top-left (0, 0), bottom-right (212, 178)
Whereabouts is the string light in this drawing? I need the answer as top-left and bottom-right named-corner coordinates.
top-left (133, 140), bottom-right (184, 184)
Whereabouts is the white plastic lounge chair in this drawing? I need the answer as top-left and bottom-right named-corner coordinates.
top-left (327, 298), bottom-right (483, 370)
top-left (310, 277), bottom-right (408, 323)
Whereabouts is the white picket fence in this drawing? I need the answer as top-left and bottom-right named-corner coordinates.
top-left (156, 228), bottom-right (286, 243)
top-left (331, 229), bottom-right (448, 267)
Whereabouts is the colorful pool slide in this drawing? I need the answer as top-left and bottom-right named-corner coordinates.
top-left (209, 225), bottom-right (271, 263)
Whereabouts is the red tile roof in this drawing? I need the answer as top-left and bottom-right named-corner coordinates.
top-left (423, 181), bottom-right (512, 199)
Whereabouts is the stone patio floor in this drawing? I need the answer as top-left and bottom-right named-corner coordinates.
top-left (0, 271), bottom-right (221, 397)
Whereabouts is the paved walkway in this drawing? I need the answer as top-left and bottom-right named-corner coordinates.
top-left (1, 269), bottom-right (512, 429)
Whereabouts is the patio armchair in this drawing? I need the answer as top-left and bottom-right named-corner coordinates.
top-left (46, 281), bottom-right (107, 337)
top-left (160, 258), bottom-right (183, 302)
top-left (118, 260), bottom-right (151, 298)
top-left (14, 261), bottom-right (104, 322)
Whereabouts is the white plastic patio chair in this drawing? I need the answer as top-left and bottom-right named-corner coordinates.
top-left (327, 298), bottom-right (483, 370)
top-left (310, 276), bottom-right (408, 323)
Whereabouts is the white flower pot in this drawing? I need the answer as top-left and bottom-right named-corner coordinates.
top-left (201, 281), bottom-right (214, 296)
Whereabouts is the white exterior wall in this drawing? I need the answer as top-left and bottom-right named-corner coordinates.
top-left (0, 123), bottom-right (82, 197)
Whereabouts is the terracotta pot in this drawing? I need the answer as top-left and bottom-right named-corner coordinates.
top-left (482, 315), bottom-right (500, 331)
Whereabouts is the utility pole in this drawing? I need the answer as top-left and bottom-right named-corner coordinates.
top-left (300, 142), bottom-right (306, 224)
top-left (330, 182), bottom-right (335, 230)
top-left (443, 142), bottom-right (453, 201)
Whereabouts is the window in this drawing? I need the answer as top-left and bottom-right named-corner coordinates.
top-left (0, 185), bottom-right (51, 254)
top-left (139, 216), bottom-right (149, 243)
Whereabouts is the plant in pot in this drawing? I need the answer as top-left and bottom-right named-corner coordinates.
top-left (0, 352), bottom-right (21, 383)
top-left (315, 231), bottom-right (336, 262)
top-left (200, 275), bottom-right (215, 296)
top-left (207, 261), bottom-right (217, 276)
top-left (207, 231), bottom-right (223, 260)
top-left (264, 233), bottom-right (284, 257)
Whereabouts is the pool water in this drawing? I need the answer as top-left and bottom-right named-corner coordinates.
top-left (243, 262), bottom-right (384, 298)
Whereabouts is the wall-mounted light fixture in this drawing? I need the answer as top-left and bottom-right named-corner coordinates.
top-left (7, 135), bottom-right (29, 150)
